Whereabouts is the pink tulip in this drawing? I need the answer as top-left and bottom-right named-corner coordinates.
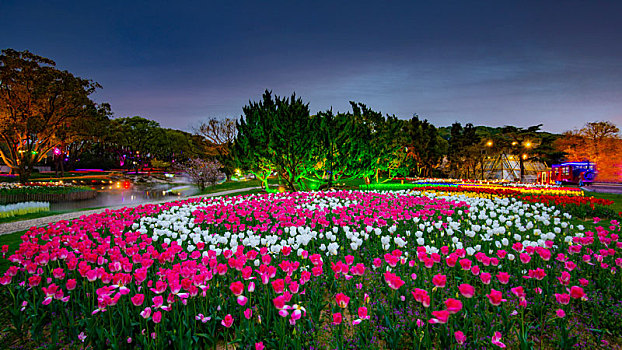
top-left (131, 293), bottom-right (144, 306)
top-left (555, 293), bottom-right (570, 305)
top-left (358, 306), bottom-right (370, 320)
top-left (244, 308), bottom-right (253, 320)
top-left (290, 309), bottom-right (302, 325)
top-left (412, 288), bottom-right (431, 307)
top-left (455, 330), bottom-right (466, 345)
top-left (491, 331), bottom-right (506, 348)
top-left (273, 295), bottom-right (286, 309)
top-left (429, 310), bottom-right (450, 324)
top-left (152, 311), bottom-right (162, 324)
top-left (335, 293), bottom-right (350, 308)
top-left (496, 272), bottom-right (510, 284)
top-left (569, 286), bottom-right (586, 300)
top-left (152, 295), bottom-right (163, 308)
top-left (445, 298), bottom-right (463, 314)
top-left (432, 274), bottom-right (446, 288)
top-left (384, 271), bottom-right (405, 290)
top-left (510, 286), bottom-right (526, 299)
top-left (332, 312), bottom-right (342, 325)
top-left (272, 279), bottom-right (285, 294)
top-left (458, 283), bottom-right (475, 298)
top-left (221, 314), bottom-right (234, 328)
top-left (229, 281), bottom-right (244, 296)
top-left (140, 307), bottom-right (151, 319)
top-left (487, 289), bottom-right (505, 306)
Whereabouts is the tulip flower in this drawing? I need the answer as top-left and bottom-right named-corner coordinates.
top-left (332, 312), bottom-right (342, 325)
top-left (429, 310), bottom-right (450, 324)
top-left (458, 283), bottom-right (475, 298)
top-left (491, 332), bottom-right (506, 348)
top-left (455, 331), bottom-right (466, 345)
top-left (487, 289), bottom-right (505, 306)
top-left (221, 314), bottom-right (234, 328)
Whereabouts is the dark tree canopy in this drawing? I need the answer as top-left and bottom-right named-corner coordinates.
top-left (0, 49), bottom-right (103, 182)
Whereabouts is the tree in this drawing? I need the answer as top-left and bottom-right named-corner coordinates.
top-left (306, 109), bottom-right (350, 188)
top-left (59, 103), bottom-right (113, 175)
top-left (234, 91), bottom-right (278, 191)
top-left (196, 118), bottom-right (237, 179)
top-left (447, 123), bottom-right (481, 179)
top-left (555, 121), bottom-right (621, 182)
top-left (0, 49), bottom-right (102, 182)
top-left (346, 102), bottom-right (402, 183)
top-left (398, 116), bottom-right (446, 178)
top-left (179, 158), bottom-right (224, 190)
top-left (111, 116), bottom-right (162, 173)
top-left (234, 90), bottom-right (320, 192)
top-left (151, 128), bottom-right (202, 163)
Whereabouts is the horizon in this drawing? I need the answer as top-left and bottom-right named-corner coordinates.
top-left (1, 0), bottom-right (621, 134)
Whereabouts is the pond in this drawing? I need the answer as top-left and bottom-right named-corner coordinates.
top-left (50, 179), bottom-right (199, 211)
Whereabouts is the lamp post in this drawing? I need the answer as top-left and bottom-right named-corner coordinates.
top-left (518, 141), bottom-right (532, 183)
top-left (482, 140), bottom-right (493, 180)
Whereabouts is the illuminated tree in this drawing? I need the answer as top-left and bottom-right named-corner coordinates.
top-left (306, 109), bottom-right (350, 188)
top-left (267, 92), bottom-right (320, 190)
top-left (555, 121), bottom-right (621, 182)
top-left (0, 49), bottom-right (103, 183)
top-left (233, 91), bottom-right (278, 191)
top-left (346, 102), bottom-right (402, 183)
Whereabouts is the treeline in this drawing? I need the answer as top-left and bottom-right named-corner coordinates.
top-left (225, 91), bottom-right (569, 191)
top-left (2, 49), bottom-right (619, 185)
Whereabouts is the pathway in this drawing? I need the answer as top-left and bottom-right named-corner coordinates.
top-left (0, 187), bottom-right (261, 235)
top-left (582, 182), bottom-right (622, 195)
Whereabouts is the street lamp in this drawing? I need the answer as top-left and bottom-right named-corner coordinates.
top-left (486, 140), bottom-right (493, 147)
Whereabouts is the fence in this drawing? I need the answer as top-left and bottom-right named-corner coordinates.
top-left (0, 190), bottom-right (98, 204)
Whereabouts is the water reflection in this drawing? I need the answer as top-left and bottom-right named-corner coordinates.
top-left (50, 183), bottom-right (199, 211)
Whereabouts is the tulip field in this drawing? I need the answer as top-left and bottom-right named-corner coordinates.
top-left (1, 188), bottom-right (621, 349)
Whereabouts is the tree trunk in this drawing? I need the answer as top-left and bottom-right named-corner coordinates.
top-left (18, 166), bottom-right (32, 184)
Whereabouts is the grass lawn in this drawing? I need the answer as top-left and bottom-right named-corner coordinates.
top-left (0, 210), bottom-right (71, 224)
top-left (0, 205), bottom-right (113, 225)
top-left (584, 191), bottom-right (622, 214)
top-left (198, 178), bottom-right (279, 195)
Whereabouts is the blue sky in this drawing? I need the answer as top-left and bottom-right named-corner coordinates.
top-left (1, 0), bottom-right (621, 133)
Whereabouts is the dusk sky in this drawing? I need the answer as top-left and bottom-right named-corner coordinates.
top-left (2, 0), bottom-right (621, 133)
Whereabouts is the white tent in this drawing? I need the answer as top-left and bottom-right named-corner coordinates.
top-left (482, 154), bottom-right (547, 182)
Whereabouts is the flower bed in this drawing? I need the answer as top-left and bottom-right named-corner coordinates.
top-left (361, 183), bottom-right (583, 196)
top-left (0, 201), bottom-right (49, 219)
top-left (1, 190), bottom-right (620, 349)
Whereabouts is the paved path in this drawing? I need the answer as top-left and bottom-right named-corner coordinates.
top-left (0, 187), bottom-right (261, 236)
top-left (582, 182), bottom-right (622, 195)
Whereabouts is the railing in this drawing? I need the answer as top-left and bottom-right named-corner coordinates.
top-left (0, 190), bottom-right (99, 204)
